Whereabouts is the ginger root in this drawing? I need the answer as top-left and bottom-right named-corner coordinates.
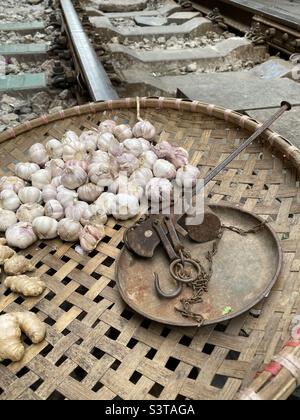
top-left (4, 275), bottom-right (46, 297)
top-left (0, 245), bottom-right (15, 265)
top-left (0, 312), bottom-right (46, 362)
top-left (4, 255), bottom-right (35, 275)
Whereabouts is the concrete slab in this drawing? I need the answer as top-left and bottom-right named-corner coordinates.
top-left (249, 58), bottom-right (294, 80)
top-left (134, 16), bottom-right (168, 27)
top-left (0, 43), bottom-right (48, 58)
top-left (168, 12), bottom-right (201, 24)
top-left (89, 0), bottom-right (148, 12)
top-left (85, 1), bottom-right (178, 18)
top-left (0, 73), bottom-right (47, 92)
top-left (0, 21), bottom-right (45, 33)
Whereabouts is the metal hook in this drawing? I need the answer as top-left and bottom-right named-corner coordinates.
top-left (154, 273), bottom-right (183, 299)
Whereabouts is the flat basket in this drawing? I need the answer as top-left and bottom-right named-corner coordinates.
top-left (0, 98), bottom-right (300, 401)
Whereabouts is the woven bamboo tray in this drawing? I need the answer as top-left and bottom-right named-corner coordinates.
top-left (0, 98), bottom-right (300, 401)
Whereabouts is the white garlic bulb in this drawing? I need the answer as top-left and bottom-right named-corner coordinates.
top-left (44, 199), bottom-right (64, 220)
top-left (127, 181), bottom-right (144, 200)
top-left (139, 150), bottom-right (158, 170)
top-left (61, 130), bottom-right (79, 145)
top-left (18, 187), bottom-right (42, 204)
top-left (123, 138), bottom-right (144, 157)
top-left (79, 223), bottom-right (105, 252)
top-left (61, 167), bottom-right (87, 190)
top-left (175, 164), bottom-right (200, 188)
top-left (51, 176), bottom-right (62, 188)
top-left (132, 120), bottom-right (156, 140)
top-left (6, 222), bottom-right (37, 249)
top-left (14, 162), bottom-right (40, 181)
top-left (130, 168), bottom-right (153, 188)
top-left (95, 192), bottom-right (116, 215)
top-left (32, 216), bottom-right (58, 240)
top-left (42, 184), bottom-right (57, 202)
top-left (117, 153), bottom-right (139, 176)
top-left (97, 132), bottom-right (116, 152)
top-left (139, 138), bottom-right (151, 152)
top-left (145, 177), bottom-right (173, 203)
top-left (171, 147), bottom-right (189, 169)
top-left (153, 159), bottom-right (176, 179)
top-left (64, 160), bottom-right (89, 172)
top-left (80, 204), bottom-right (107, 226)
top-left (31, 168), bottom-right (51, 190)
top-left (0, 176), bottom-right (25, 194)
top-left (113, 124), bottom-right (132, 142)
top-left (0, 190), bottom-right (21, 211)
top-left (58, 218), bottom-right (82, 242)
top-left (108, 176), bottom-right (143, 200)
top-left (63, 142), bottom-right (88, 162)
top-left (112, 193), bottom-right (140, 221)
top-left (45, 159), bottom-right (65, 177)
top-left (108, 137), bottom-right (124, 157)
top-left (99, 119), bottom-right (116, 134)
top-left (56, 187), bottom-right (78, 208)
top-left (17, 203), bottom-right (44, 223)
top-left (77, 183), bottom-right (103, 202)
top-left (65, 200), bottom-right (89, 222)
top-left (28, 143), bottom-right (49, 166)
top-left (88, 162), bottom-right (112, 187)
top-left (79, 131), bottom-right (98, 152)
top-left (90, 150), bottom-right (110, 165)
top-left (46, 139), bottom-right (63, 159)
top-left (0, 209), bottom-right (17, 232)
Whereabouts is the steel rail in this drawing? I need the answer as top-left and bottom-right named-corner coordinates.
top-left (60, 0), bottom-right (118, 101)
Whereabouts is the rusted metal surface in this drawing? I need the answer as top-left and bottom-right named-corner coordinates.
top-left (116, 204), bottom-right (283, 327)
top-left (186, 210), bottom-right (222, 243)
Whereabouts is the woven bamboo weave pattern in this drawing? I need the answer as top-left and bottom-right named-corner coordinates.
top-left (0, 98), bottom-right (299, 400)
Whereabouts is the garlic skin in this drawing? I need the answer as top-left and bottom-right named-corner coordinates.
top-left (16, 203), bottom-right (44, 223)
top-left (79, 223), bottom-right (105, 252)
top-left (31, 169), bottom-right (51, 190)
top-left (133, 120), bottom-right (156, 140)
top-left (44, 199), bottom-right (64, 220)
top-left (61, 130), bottom-right (79, 145)
top-left (42, 184), bottom-right (57, 202)
top-left (79, 131), bottom-right (98, 153)
top-left (113, 124), bottom-right (132, 142)
top-left (139, 138), bottom-right (151, 152)
top-left (28, 143), bottom-right (49, 166)
top-left (18, 187), bottom-right (42, 204)
top-left (58, 218), bottom-right (82, 242)
top-left (0, 176), bottom-right (25, 194)
top-left (32, 216), bottom-right (58, 240)
top-left (99, 119), bottom-right (116, 134)
top-left (51, 176), bottom-right (62, 188)
top-left (113, 193), bottom-right (140, 221)
top-left (153, 141), bottom-right (174, 160)
top-left (80, 204), bottom-right (107, 226)
top-left (63, 142), bottom-right (87, 162)
top-left (139, 150), bottom-right (158, 170)
top-left (153, 159), bottom-right (176, 180)
top-left (123, 138), bottom-right (144, 157)
top-left (15, 162), bottom-right (40, 181)
top-left (77, 183), bottom-right (103, 202)
top-left (64, 160), bottom-right (89, 172)
top-left (6, 222), bottom-right (37, 249)
top-left (90, 151), bottom-right (110, 166)
top-left (0, 190), bottom-right (21, 211)
top-left (95, 192), bottom-right (116, 215)
top-left (117, 153), bottom-right (139, 176)
top-left (108, 137), bottom-right (124, 157)
top-left (97, 132), bottom-right (116, 152)
top-left (130, 168), bottom-right (153, 188)
top-left (65, 200), bottom-right (89, 221)
top-left (171, 147), bottom-right (189, 169)
top-left (0, 209), bottom-right (17, 232)
top-left (56, 187), bottom-right (78, 208)
top-left (46, 139), bottom-right (63, 159)
top-left (61, 167), bottom-right (87, 190)
top-left (88, 162), bottom-right (112, 187)
top-left (145, 177), bottom-right (173, 203)
top-left (45, 159), bottom-right (65, 177)
top-left (175, 164), bottom-right (200, 188)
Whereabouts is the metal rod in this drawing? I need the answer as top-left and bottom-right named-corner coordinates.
top-left (204, 101), bottom-right (291, 186)
top-left (60, 0), bottom-right (119, 101)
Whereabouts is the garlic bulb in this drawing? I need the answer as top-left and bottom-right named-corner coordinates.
top-left (46, 139), bottom-right (63, 159)
top-left (77, 183), bottom-right (103, 202)
top-left (139, 150), bottom-right (158, 170)
top-left (32, 216), bottom-right (58, 240)
top-left (18, 187), bottom-right (42, 204)
top-left (97, 132), bottom-right (116, 152)
top-left (153, 141), bottom-right (174, 160)
top-left (44, 199), bottom-right (64, 220)
top-left (64, 160), bottom-right (89, 172)
top-left (65, 200), bottom-right (89, 221)
top-left (61, 167), bottom-right (87, 190)
top-left (51, 176), bottom-right (62, 188)
top-left (58, 218), bottom-right (82, 242)
top-left (79, 131), bottom-right (98, 152)
top-left (79, 223), bottom-right (105, 252)
top-left (80, 204), bottom-right (107, 226)
top-left (56, 187), bottom-right (78, 208)
top-left (31, 169), bottom-right (51, 190)
top-left (153, 159), bottom-right (176, 179)
top-left (0, 190), bottom-right (21, 211)
top-left (130, 168), bottom-right (153, 188)
top-left (123, 138), bottom-right (144, 157)
top-left (61, 130), bottom-right (79, 145)
top-left (145, 177), bottom-right (173, 203)
top-left (99, 119), bottom-right (116, 134)
top-left (28, 143), bottom-right (49, 166)
top-left (63, 142), bottom-right (87, 162)
top-left (132, 120), bottom-right (156, 140)
top-left (127, 181), bottom-right (144, 200)
top-left (0, 209), bottom-right (17, 232)
top-left (95, 192), bottom-right (116, 215)
top-left (171, 147), bottom-right (189, 169)
top-left (108, 176), bottom-right (143, 200)
top-left (90, 150), bottom-right (110, 165)
top-left (42, 184), bottom-right (57, 202)
top-left (112, 193), bottom-right (140, 221)
top-left (88, 162), bottom-right (112, 187)
top-left (175, 164), bottom-right (200, 188)
top-left (45, 159), bottom-right (65, 177)
top-left (113, 124), bottom-right (132, 142)
top-left (15, 162), bottom-right (40, 181)
top-left (17, 203), bottom-right (44, 223)
top-left (108, 137), bottom-right (124, 157)
top-left (139, 138), bottom-right (151, 152)
top-left (117, 153), bottom-right (139, 176)
top-left (6, 222), bottom-right (37, 249)
top-left (0, 176), bottom-right (25, 194)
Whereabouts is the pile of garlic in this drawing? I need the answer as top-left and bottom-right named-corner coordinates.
top-left (0, 118), bottom-right (200, 254)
